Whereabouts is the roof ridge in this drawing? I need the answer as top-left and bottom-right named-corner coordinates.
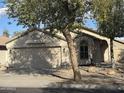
top-left (5, 27), bottom-right (124, 45)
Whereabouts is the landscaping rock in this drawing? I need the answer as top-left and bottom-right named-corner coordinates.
top-left (107, 69), bottom-right (117, 75)
top-left (87, 67), bottom-right (97, 73)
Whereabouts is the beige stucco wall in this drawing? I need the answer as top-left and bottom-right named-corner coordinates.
top-left (60, 29), bottom-right (111, 64)
top-left (0, 50), bottom-right (7, 66)
top-left (8, 48), bottom-right (61, 70)
top-left (76, 29), bottom-right (111, 63)
top-left (6, 29), bottom-right (124, 71)
top-left (93, 39), bottom-right (102, 63)
top-left (6, 31), bottom-right (70, 70)
top-left (6, 30), bottom-right (112, 68)
top-left (113, 41), bottom-right (124, 62)
top-left (7, 31), bottom-right (61, 49)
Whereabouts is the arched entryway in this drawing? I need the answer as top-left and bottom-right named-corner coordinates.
top-left (75, 35), bottom-right (109, 66)
top-left (75, 36), bottom-right (95, 65)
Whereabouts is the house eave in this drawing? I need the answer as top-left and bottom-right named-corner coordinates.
top-left (5, 27), bottom-right (124, 45)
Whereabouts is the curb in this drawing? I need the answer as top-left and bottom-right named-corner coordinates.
top-left (50, 83), bottom-right (124, 90)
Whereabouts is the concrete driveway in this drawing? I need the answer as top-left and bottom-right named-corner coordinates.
top-left (0, 71), bottom-right (64, 88)
top-left (0, 67), bottom-right (124, 93)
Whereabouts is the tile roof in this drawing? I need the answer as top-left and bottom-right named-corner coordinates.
top-left (0, 36), bottom-right (9, 45)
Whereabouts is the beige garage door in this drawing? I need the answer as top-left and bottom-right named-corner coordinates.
top-left (10, 46), bottom-right (61, 70)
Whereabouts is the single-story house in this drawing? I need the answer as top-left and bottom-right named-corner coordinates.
top-left (5, 27), bottom-right (124, 71)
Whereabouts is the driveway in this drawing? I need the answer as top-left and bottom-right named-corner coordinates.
top-left (0, 71), bottom-right (64, 88)
top-left (0, 67), bottom-right (124, 93)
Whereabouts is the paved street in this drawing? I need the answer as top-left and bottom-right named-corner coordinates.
top-left (0, 87), bottom-right (124, 93)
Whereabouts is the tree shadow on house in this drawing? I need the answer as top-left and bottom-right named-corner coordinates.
top-left (116, 49), bottom-right (124, 72)
top-left (5, 31), bottom-right (62, 75)
top-left (5, 47), bottom-right (60, 74)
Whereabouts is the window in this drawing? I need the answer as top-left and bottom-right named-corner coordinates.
top-left (80, 40), bottom-right (88, 59)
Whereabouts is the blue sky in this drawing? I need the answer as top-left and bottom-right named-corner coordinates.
top-left (0, 0), bottom-right (26, 36)
top-left (0, 0), bottom-right (97, 36)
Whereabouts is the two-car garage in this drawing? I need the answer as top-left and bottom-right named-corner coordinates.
top-left (8, 46), bottom-right (61, 71)
top-left (6, 30), bottom-right (65, 72)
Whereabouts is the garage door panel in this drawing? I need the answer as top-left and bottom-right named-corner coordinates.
top-left (9, 47), bottom-right (61, 70)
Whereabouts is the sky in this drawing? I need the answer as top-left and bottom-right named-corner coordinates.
top-left (0, 0), bottom-right (97, 36)
top-left (0, 0), bottom-right (27, 36)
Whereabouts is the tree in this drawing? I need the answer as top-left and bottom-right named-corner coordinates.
top-left (7, 0), bottom-right (85, 81)
top-left (88, 0), bottom-right (124, 68)
top-left (13, 31), bottom-right (23, 37)
top-left (3, 29), bottom-right (9, 37)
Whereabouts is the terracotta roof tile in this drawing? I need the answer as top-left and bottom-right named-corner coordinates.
top-left (0, 36), bottom-right (9, 45)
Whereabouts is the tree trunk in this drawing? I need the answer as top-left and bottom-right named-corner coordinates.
top-left (62, 29), bottom-right (81, 81)
top-left (110, 39), bottom-right (115, 68)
